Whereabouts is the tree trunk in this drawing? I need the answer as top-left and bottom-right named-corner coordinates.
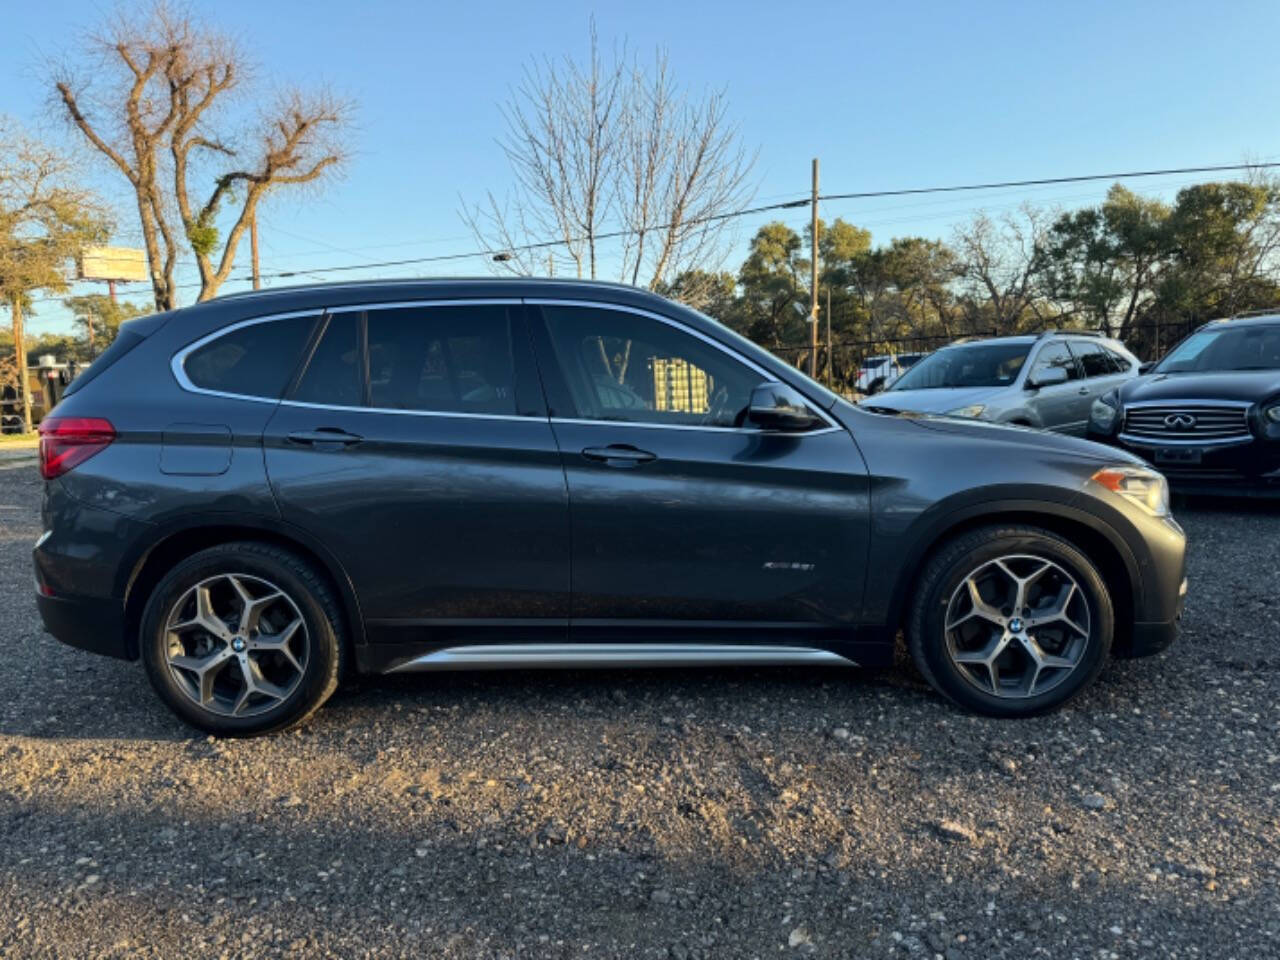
top-left (11, 295), bottom-right (32, 435)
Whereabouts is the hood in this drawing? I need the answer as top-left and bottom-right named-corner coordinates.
top-left (859, 385), bottom-right (1003, 415)
top-left (1119, 369), bottom-right (1280, 405)
top-left (862, 408), bottom-right (1145, 466)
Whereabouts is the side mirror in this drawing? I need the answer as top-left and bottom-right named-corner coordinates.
top-left (747, 382), bottom-right (822, 432)
top-left (1025, 366), bottom-right (1069, 390)
top-left (1138, 361), bottom-right (1156, 375)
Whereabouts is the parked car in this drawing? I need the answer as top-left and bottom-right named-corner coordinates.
top-left (1088, 315), bottom-right (1280, 495)
top-left (862, 331), bottom-right (1141, 434)
top-left (35, 280), bottom-right (1185, 735)
top-left (855, 352), bottom-right (927, 394)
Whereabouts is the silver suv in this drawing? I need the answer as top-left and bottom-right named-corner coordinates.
top-left (861, 332), bottom-right (1141, 434)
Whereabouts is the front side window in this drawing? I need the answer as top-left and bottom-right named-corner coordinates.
top-left (890, 342), bottom-right (1030, 390)
top-left (1103, 345), bottom-right (1134, 372)
top-left (1028, 342), bottom-right (1080, 383)
top-left (541, 305), bottom-right (760, 427)
top-left (184, 315), bottom-right (317, 398)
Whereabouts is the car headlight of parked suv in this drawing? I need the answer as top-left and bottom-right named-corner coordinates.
top-left (1090, 391), bottom-right (1120, 433)
top-left (946, 403), bottom-right (986, 419)
top-left (1091, 465), bottom-right (1170, 517)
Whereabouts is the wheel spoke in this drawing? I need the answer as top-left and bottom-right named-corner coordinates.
top-left (252, 617), bottom-right (304, 672)
top-left (229, 576), bottom-right (283, 635)
top-left (168, 647), bottom-right (234, 705)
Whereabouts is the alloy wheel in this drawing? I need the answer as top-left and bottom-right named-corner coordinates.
top-left (163, 573), bottom-right (309, 717)
top-left (943, 554), bottom-right (1091, 699)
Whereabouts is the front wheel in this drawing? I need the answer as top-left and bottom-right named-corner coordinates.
top-left (140, 542), bottom-right (345, 736)
top-left (907, 525), bottom-right (1113, 717)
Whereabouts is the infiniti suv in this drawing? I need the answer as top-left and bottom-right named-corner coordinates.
top-left (1088, 315), bottom-right (1280, 495)
top-left (35, 280), bottom-right (1186, 735)
top-left (863, 331), bottom-right (1140, 433)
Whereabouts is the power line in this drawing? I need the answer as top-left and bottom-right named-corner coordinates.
top-left (28, 159), bottom-right (1280, 306)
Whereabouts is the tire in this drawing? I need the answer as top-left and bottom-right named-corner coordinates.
top-left (140, 542), bottom-right (346, 737)
top-left (907, 525), bottom-right (1113, 717)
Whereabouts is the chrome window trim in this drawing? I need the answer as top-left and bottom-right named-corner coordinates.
top-left (170, 299), bottom-right (523, 406)
top-left (526, 297), bottom-right (842, 431)
top-left (169, 295), bottom-right (846, 435)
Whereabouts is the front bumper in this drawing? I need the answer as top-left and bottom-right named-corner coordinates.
top-left (1117, 576), bottom-right (1187, 659)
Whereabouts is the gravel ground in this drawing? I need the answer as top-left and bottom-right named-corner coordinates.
top-left (1, 464), bottom-right (1278, 959)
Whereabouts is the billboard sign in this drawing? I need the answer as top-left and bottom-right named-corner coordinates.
top-left (78, 246), bottom-right (148, 283)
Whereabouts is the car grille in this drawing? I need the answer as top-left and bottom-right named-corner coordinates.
top-left (1122, 404), bottom-right (1251, 441)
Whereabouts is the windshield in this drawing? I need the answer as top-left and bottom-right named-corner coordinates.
top-left (889, 341), bottom-right (1030, 390)
top-left (1155, 324), bottom-right (1280, 373)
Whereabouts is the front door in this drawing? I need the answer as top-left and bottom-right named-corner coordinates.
top-left (263, 301), bottom-right (569, 649)
top-left (527, 301), bottom-right (870, 645)
top-left (1025, 341), bottom-right (1088, 433)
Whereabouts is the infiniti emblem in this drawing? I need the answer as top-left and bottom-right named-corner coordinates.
top-left (1164, 413), bottom-right (1197, 430)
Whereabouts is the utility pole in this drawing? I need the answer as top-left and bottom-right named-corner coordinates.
top-left (826, 286), bottom-right (832, 388)
top-left (250, 213), bottom-right (262, 291)
top-left (809, 158), bottom-right (819, 378)
top-left (10, 295), bottom-right (31, 435)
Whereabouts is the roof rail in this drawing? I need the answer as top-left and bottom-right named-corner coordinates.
top-left (1034, 328), bottom-right (1104, 339)
top-left (1226, 306), bottom-right (1280, 320)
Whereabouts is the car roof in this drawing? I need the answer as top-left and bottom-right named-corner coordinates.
top-left (1199, 313), bottom-right (1280, 329)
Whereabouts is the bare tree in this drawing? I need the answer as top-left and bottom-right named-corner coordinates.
top-left (952, 206), bottom-right (1055, 333)
top-left (53, 4), bottom-right (351, 309)
top-left (464, 27), bottom-right (754, 291)
top-left (0, 119), bottom-right (109, 432)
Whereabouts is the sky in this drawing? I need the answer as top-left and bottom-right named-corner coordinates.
top-left (5, 0), bottom-right (1280, 334)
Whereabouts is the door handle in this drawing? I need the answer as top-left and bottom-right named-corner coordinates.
top-left (581, 444), bottom-right (657, 467)
top-left (287, 428), bottom-right (364, 447)
top-left (1078, 387), bottom-right (1090, 395)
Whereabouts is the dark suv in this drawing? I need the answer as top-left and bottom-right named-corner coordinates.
top-left (35, 280), bottom-right (1187, 735)
top-left (1088, 315), bottom-right (1280, 495)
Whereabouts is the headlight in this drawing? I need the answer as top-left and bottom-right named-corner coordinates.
top-left (1266, 404), bottom-right (1280, 423)
top-left (1090, 396), bottom-right (1118, 431)
top-left (947, 404), bottom-right (986, 419)
top-left (1091, 466), bottom-right (1170, 517)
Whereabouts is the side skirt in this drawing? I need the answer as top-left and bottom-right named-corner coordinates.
top-left (383, 643), bottom-right (859, 673)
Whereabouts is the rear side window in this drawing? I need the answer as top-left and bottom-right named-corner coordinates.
top-left (294, 312), bottom-right (362, 406)
top-left (184, 315), bottom-right (317, 399)
top-left (366, 305), bottom-right (516, 414)
top-left (1073, 341), bottom-right (1113, 378)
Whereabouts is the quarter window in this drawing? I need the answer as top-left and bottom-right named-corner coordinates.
top-left (540, 305), bottom-right (760, 427)
top-left (183, 315), bottom-right (317, 398)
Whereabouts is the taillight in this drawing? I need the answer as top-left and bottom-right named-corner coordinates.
top-left (38, 417), bottom-right (116, 480)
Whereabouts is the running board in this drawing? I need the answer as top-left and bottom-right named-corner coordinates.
top-left (386, 643), bottom-right (858, 673)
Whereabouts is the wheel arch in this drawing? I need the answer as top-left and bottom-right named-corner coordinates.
top-left (121, 517), bottom-right (366, 661)
top-left (887, 502), bottom-right (1138, 656)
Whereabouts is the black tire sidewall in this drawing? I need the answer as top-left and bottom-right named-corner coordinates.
top-left (916, 531), bottom-right (1113, 717)
top-left (140, 544), bottom-right (341, 736)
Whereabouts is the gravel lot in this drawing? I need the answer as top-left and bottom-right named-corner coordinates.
top-left (1, 463), bottom-right (1278, 959)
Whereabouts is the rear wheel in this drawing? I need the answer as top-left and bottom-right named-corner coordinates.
top-left (140, 542), bottom-right (345, 736)
top-left (907, 525), bottom-right (1112, 716)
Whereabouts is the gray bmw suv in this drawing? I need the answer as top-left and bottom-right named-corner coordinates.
top-left (35, 280), bottom-right (1186, 735)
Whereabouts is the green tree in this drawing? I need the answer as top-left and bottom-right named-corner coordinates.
top-left (0, 120), bottom-right (110, 431)
top-left (64, 294), bottom-right (149, 359)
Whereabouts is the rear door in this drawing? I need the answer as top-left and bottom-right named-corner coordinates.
top-left (1023, 341), bottom-right (1086, 432)
top-left (527, 300), bottom-right (870, 645)
top-left (263, 300), bottom-right (569, 649)
top-left (1071, 339), bottom-right (1129, 427)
